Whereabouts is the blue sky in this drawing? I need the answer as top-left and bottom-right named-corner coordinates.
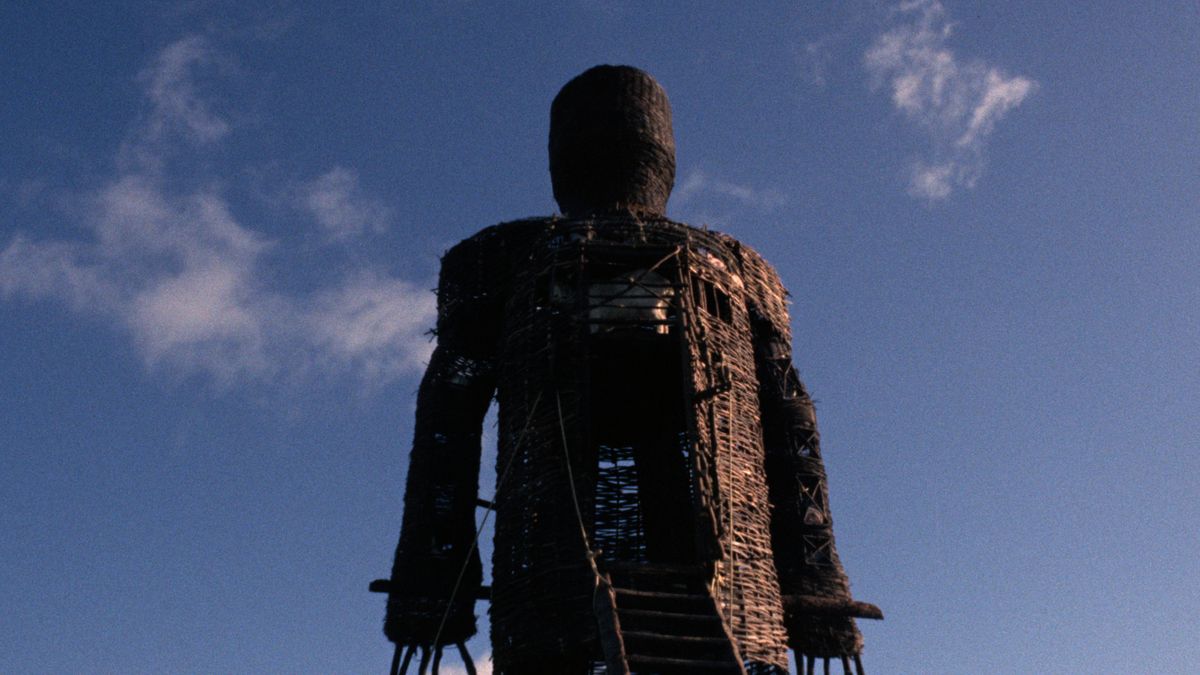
top-left (2, 2), bottom-right (1197, 673)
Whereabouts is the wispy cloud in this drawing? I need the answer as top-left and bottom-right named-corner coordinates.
top-left (302, 167), bottom-right (392, 240)
top-left (141, 36), bottom-right (230, 144)
top-left (674, 169), bottom-right (787, 212)
top-left (120, 36), bottom-right (230, 172)
top-left (865, 0), bottom-right (1036, 200)
top-left (0, 36), bottom-right (434, 387)
top-left (799, 35), bottom-right (839, 88)
top-left (306, 273), bottom-right (435, 381)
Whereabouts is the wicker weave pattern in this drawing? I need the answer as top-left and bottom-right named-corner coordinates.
top-left (385, 214), bottom-right (865, 673)
top-left (550, 65), bottom-right (675, 218)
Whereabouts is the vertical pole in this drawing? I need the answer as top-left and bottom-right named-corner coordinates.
top-left (389, 644), bottom-right (402, 675)
top-left (417, 646), bottom-right (431, 674)
top-left (398, 645), bottom-right (416, 675)
top-left (455, 642), bottom-right (477, 675)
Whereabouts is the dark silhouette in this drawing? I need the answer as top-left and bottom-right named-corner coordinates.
top-left (375, 65), bottom-right (880, 675)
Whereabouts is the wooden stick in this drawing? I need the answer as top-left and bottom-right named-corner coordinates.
top-left (389, 644), bottom-right (402, 675)
top-left (854, 653), bottom-right (866, 675)
top-left (417, 646), bottom-right (431, 675)
top-left (456, 642), bottom-right (477, 675)
top-left (398, 645), bottom-right (416, 675)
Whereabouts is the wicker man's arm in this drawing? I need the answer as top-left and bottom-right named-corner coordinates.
top-left (384, 238), bottom-right (500, 646)
top-left (750, 305), bottom-right (876, 660)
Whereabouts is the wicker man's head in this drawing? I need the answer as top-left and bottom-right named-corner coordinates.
top-left (549, 65), bottom-right (676, 218)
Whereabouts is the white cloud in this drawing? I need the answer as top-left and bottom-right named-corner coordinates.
top-left (0, 36), bottom-right (434, 387)
top-left (142, 36), bottom-right (230, 144)
top-left (307, 273), bottom-right (435, 382)
top-left (959, 69), bottom-right (1035, 148)
top-left (908, 161), bottom-right (954, 201)
top-left (674, 169), bottom-right (787, 212)
top-left (120, 35), bottom-right (230, 172)
top-left (865, 0), bottom-right (1036, 200)
top-left (0, 236), bottom-right (112, 312)
top-left (303, 167), bottom-right (392, 239)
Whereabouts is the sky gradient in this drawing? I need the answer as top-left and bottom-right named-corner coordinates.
top-left (2, 2), bottom-right (1198, 673)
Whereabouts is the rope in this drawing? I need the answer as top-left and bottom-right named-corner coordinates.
top-left (555, 387), bottom-right (611, 673)
top-left (554, 390), bottom-right (594, 553)
top-left (429, 391), bottom-right (545, 650)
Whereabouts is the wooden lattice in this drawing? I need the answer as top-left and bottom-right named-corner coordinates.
top-left (381, 65), bottom-right (877, 675)
top-left (383, 215), bottom-right (874, 674)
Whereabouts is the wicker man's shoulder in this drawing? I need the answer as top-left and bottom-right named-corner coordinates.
top-left (446, 218), bottom-right (552, 259)
top-left (696, 227), bottom-right (791, 325)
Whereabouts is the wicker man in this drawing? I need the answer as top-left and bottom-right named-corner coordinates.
top-left (381, 65), bottom-right (880, 675)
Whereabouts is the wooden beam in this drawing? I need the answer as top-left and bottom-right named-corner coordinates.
top-left (781, 595), bottom-right (884, 620)
top-left (368, 579), bottom-right (491, 602)
top-left (592, 573), bottom-right (630, 675)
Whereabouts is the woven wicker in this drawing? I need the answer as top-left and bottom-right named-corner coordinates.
top-left (550, 65), bottom-right (675, 219)
top-left (383, 66), bottom-right (873, 675)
